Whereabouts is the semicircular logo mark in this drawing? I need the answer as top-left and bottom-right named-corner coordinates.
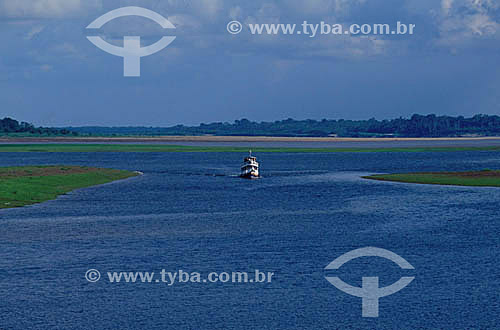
top-left (325, 247), bottom-right (415, 318)
top-left (86, 6), bottom-right (176, 77)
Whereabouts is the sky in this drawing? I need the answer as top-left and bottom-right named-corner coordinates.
top-left (0, 0), bottom-right (499, 126)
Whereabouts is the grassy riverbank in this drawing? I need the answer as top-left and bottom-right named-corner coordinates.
top-left (0, 166), bottom-right (139, 209)
top-left (0, 144), bottom-right (499, 153)
top-left (363, 170), bottom-right (500, 187)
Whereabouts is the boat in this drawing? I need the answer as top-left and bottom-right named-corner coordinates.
top-left (240, 151), bottom-right (260, 179)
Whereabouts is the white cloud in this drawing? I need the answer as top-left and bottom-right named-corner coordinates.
top-left (442, 0), bottom-right (454, 16)
top-left (437, 0), bottom-right (500, 47)
top-left (152, 0), bottom-right (223, 21)
top-left (0, 0), bottom-right (102, 18)
top-left (245, 3), bottom-right (281, 26)
top-left (167, 14), bottom-right (201, 29)
top-left (190, 0), bottom-right (224, 20)
top-left (471, 0), bottom-right (500, 10)
top-left (286, 0), bottom-right (367, 16)
top-left (467, 14), bottom-right (498, 35)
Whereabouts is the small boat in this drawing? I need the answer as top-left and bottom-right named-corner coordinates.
top-left (240, 151), bottom-right (260, 179)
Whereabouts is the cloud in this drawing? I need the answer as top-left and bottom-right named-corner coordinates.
top-left (189, 0), bottom-right (224, 20)
top-left (442, 0), bottom-right (454, 16)
top-left (234, 1), bottom-right (402, 60)
top-left (437, 0), bottom-right (500, 47)
top-left (247, 3), bottom-right (281, 24)
top-left (3, 0), bottom-right (499, 74)
top-left (0, 0), bottom-right (102, 18)
top-left (168, 14), bottom-right (201, 29)
top-left (286, 0), bottom-right (367, 16)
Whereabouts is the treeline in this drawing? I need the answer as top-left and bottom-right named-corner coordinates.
top-left (132, 114), bottom-right (500, 138)
top-left (7, 114), bottom-right (500, 138)
top-left (0, 118), bottom-right (76, 136)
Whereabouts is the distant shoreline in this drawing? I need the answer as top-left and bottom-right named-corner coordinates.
top-left (1, 136), bottom-right (500, 143)
top-left (1, 143), bottom-right (499, 153)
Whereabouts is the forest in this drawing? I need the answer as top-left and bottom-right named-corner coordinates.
top-left (68, 114), bottom-right (500, 138)
top-left (0, 117), bottom-right (75, 136)
top-left (3, 114), bottom-right (500, 138)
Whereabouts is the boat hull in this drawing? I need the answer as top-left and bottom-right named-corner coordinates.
top-left (240, 170), bottom-right (260, 179)
top-left (240, 174), bottom-right (260, 179)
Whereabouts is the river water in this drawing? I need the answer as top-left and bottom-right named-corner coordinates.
top-left (0, 150), bottom-right (499, 329)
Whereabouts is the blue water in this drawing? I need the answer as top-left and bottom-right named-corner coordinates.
top-left (0, 151), bottom-right (499, 329)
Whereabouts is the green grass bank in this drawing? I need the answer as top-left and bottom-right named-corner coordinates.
top-left (363, 170), bottom-right (500, 187)
top-left (0, 165), bottom-right (139, 209)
